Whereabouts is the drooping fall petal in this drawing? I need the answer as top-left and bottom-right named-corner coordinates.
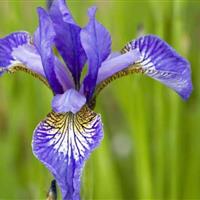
top-left (32, 106), bottom-right (103, 200)
top-left (122, 35), bottom-right (192, 100)
top-left (0, 32), bottom-right (45, 77)
top-left (96, 49), bottom-right (141, 84)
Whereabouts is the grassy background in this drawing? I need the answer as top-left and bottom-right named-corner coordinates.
top-left (0, 0), bottom-right (199, 199)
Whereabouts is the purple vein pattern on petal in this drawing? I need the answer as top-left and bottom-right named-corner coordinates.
top-left (32, 106), bottom-right (103, 200)
top-left (81, 7), bottom-right (111, 100)
top-left (126, 35), bottom-right (192, 100)
top-left (49, 0), bottom-right (86, 86)
top-left (52, 88), bottom-right (86, 114)
top-left (34, 7), bottom-right (64, 94)
top-left (0, 32), bottom-right (44, 77)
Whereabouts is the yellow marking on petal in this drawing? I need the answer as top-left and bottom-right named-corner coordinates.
top-left (7, 63), bottom-right (51, 89)
top-left (1, 35), bottom-right (51, 90)
top-left (37, 105), bottom-right (99, 161)
top-left (120, 41), bottom-right (133, 54)
top-left (45, 105), bottom-right (97, 135)
top-left (89, 42), bottom-right (145, 106)
top-left (91, 63), bottom-right (144, 106)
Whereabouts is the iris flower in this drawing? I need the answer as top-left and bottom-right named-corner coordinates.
top-left (0, 0), bottom-right (192, 199)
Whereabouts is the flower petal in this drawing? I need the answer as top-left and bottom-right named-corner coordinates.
top-left (105, 52), bottom-right (121, 60)
top-left (52, 89), bottom-right (86, 114)
top-left (96, 49), bottom-right (141, 84)
top-left (11, 41), bottom-right (45, 76)
top-left (49, 0), bottom-right (75, 24)
top-left (47, 0), bottom-right (54, 10)
top-left (81, 7), bottom-right (111, 101)
top-left (0, 32), bottom-right (46, 79)
top-left (32, 106), bottom-right (103, 200)
top-left (0, 31), bottom-right (73, 91)
top-left (49, 0), bottom-right (86, 87)
top-left (123, 35), bottom-right (192, 100)
top-left (54, 57), bottom-right (75, 91)
top-left (0, 31), bottom-right (29, 68)
top-left (34, 7), bottom-right (65, 94)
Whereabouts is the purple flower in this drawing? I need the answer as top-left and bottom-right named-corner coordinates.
top-left (0, 0), bottom-right (192, 199)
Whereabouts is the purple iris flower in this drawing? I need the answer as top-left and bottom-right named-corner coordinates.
top-left (0, 0), bottom-right (192, 199)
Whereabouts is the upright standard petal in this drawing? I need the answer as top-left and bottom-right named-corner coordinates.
top-left (49, 0), bottom-right (75, 24)
top-left (81, 7), bottom-right (111, 101)
top-left (123, 35), bottom-right (192, 100)
top-left (49, 0), bottom-right (86, 87)
top-left (32, 106), bottom-right (103, 200)
top-left (47, 0), bottom-right (54, 10)
top-left (0, 32), bottom-right (45, 77)
top-left (34, 7), bottom-right (64, 94)
top-left (52, 89), bottom-right (86, 114)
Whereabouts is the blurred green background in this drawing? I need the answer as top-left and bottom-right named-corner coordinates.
top-left (0, 0), bottom-right (199, 199)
